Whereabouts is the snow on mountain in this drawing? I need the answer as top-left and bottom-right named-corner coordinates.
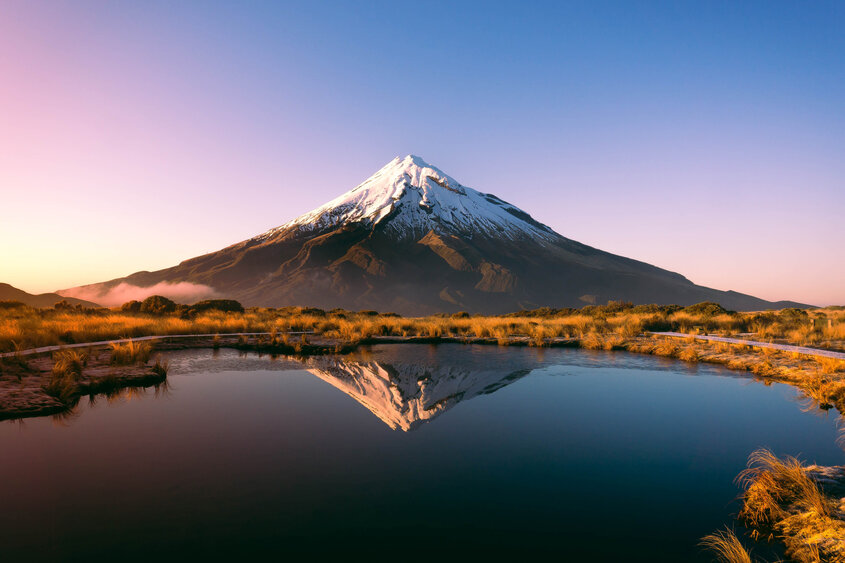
top-left (256, 155), bottom-right (558, 242)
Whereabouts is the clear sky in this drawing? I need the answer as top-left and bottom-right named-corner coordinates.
top-left (1, 1), bottom-right (843, 305)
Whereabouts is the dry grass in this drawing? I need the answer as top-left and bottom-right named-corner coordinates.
top-left (678, 347), bottom-right (700, 362)
top-left (736, 448), bottom-right (843, 562)
top-left (109, 340), bottom-right (152, 365)
top-left (2, 303), bottom-right (843, 354)
top-left (817, 357), bottom-right (845, 374)
top-left (44, 349), bottom-right (89, 404)
top-left (151, 357), bottom-right (169, 377)
top-left (699, 528), bottom-right (753, 563)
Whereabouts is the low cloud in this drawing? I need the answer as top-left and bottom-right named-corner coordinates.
top-left (59, 281), bottom-right (218, 307)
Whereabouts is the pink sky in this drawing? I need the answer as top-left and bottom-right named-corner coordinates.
top-left (1, 2), bottom-right (843, 306)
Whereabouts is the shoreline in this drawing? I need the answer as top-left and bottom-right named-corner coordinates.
top-left (3, 331), bottom-right (843, 420)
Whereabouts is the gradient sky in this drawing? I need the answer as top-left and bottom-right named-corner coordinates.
top-left (1, 1), bottom-right (843, 305)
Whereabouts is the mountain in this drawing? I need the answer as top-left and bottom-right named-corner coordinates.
top-left (0, 283), bottom-right (100, 308)
top-left (59, 155), bottom-right (808, 313)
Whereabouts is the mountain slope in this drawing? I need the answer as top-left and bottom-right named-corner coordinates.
top-left (60, 155), bottom-right (808, 313)
top-left (0, 283), bottom-right (100, 308)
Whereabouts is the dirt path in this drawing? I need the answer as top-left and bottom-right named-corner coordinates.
top-left (0, 332), bottom-right (313, 358)
top-left (651, 332), bottom-right (845, 360)
top-left (5, 331), bottom-right (844, 361)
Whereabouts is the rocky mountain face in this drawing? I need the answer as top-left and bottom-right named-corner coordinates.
top-left (61, 155), bottom-right (806, 313)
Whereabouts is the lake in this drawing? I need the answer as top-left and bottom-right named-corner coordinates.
top-left (2, 344), bottom-right (842, 561)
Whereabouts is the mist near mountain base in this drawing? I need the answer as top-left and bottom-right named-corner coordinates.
top-left (59, 281), bottom-right (217, 307)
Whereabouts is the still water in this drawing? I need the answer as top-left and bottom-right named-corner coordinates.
top-left (2, 344), bottom-right (842, 561)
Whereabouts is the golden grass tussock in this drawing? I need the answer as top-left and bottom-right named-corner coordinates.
top-left (51, 349), bottom-right (88, 380)
top-left (110, 340), bottom-right (153, 365)
top-left (736, 448), bottom-right (844, 562)
top-left (653, 340), bottom-right (679, 357)
top-left (151, 357), bottom-right (169, 377)
top-left (678, 347), bottom-right (700, 362)
top-left (699, 528), bottom-right (753, 563)
top-left (817, 356), bottom-right (845, 374)
top-left (44, 349), bottom-right (89, 404)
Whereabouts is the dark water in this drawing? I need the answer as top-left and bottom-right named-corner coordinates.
top-left (2, 344), bottom-right (842, 561)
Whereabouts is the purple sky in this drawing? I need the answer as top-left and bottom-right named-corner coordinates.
top-left (1, 1), bottom-right (843, 305)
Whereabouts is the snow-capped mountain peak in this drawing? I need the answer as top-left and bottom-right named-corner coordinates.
top-left (258, 155), bottom-right (557, 242)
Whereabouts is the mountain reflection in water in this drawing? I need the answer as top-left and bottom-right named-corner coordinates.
top-left (165, 343), bottom-right (736, 432)
top-left (169, 344), bottom-right (560, 431)
top-left (303, 354), bottom-right (534, 431)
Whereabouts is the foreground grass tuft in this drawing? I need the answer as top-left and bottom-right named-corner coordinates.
top-left (736, 448), bottom-right (844, 562)
top-left (699, 528), bottom-right (753, 563)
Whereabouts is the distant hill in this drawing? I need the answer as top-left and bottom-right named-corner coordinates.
top-left (0, 283), bottom-right (100, 308)
top-left (60, 155), bottom-right (810, 314)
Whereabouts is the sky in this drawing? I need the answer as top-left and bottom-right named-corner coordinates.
top-left (0, 1), bottom-right (843, 305)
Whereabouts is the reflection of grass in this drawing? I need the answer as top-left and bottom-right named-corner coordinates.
top-left (699, 528), bottom-right (752, 563)
top-left (736, 448), bottom-right (843, 562)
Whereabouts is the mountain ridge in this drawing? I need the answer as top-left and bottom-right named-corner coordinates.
top-left (59, 155), bottom-right (809, 312)
top-left (1, 283), bottom-right (100, 308)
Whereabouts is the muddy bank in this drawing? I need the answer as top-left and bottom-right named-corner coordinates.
top-left (0, 348), bottom-right (167, 421)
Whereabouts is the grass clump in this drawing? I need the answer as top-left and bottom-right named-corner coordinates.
top-left (44, 349), bottom-right (89, 404)
top-left (699, 528), bottom-right (753, 563)
top-left (736, 448), bottom-right (844, 562)
top-left (110, 340), bottom-right (152, 365)
top-left (151, 357), bottom-right (169, 377)
top-left (817, 357), bottom-right (845, 374)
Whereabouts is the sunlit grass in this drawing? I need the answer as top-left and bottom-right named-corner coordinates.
top-left (699, 528), bottom-right (753, 563)
top-left (736, 448), bottom-right (843, 562)
top-left (2, 301), bottom-right (843, 354)
top-left (110, 340), bottom-right (152, 365)
top-left (44, 349), bottom-right (89, 405)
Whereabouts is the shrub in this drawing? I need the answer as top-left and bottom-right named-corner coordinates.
top-left (140, 295), bottom-right (177, 315)
top-left (300, 307), bottom-right (326, 316)
top-left (187, 299), bottom-right (245, 315)
top-left (120, 300), bottom-right (142, 313)
top-left (779, 308), bottom-right (809, 323)
top-left (683, 302), bottom-right (733, 316)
